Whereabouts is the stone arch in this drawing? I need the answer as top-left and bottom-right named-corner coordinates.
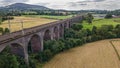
top-left (28, 34), bottom-right (41, 53)
top-left (44, 29), bottom-right (51, 41)
top-left (53, 26), bottom-right (59, 40)
top-left (10, 43), bottom-right (24, 57)
top-left (59, 24), bottom-right (64, 37)
top-left (68, 22), bottom-right (71, 28)
top-left (64, 23), bottom-right (67, 28)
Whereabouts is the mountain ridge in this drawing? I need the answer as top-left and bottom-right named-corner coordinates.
top-left (0, 3), bottom-right (51, 11)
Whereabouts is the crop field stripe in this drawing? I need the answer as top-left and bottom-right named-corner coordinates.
top-left (109, 40), bottom-right (120, 61)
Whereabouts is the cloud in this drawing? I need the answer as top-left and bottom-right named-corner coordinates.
top-left (85, 0), bottom-right (105, 2)
top-left (0, 0), bottom-right (120, 10)
top-left (34, 2), bottom-right (50, 6)
top-left (0, 0), bottom-right (28, 6)
top-left (57, 0), bottom-right (120, 10)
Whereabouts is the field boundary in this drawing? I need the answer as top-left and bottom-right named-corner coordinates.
top-left (109, 40), bottom-right (120, 60)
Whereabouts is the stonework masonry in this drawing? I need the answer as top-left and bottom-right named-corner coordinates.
top-left (0, 15), bottom-right (83, 62)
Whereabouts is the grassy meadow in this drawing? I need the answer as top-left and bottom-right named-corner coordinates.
top-left (82, 18), bottom-right (120, 29)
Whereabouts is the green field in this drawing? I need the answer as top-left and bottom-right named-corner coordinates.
top-left (23, 15), bottom-right (73, 20)
top-left (82, 18), bottom-right (120, 29)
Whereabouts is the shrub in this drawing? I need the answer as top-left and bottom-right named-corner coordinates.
top-left (4, 28), bottom-right (10, 34)
top-left (0, 27), bottom-right (3, 34)
top-left (92, 26), bottom-right (97, 35)
top-left (115, 24), bottom-right (120, 29)
top-left (91, 34), bottom-right (102, 41)
top-left (71, 23), bottom-right (83, 31)
top-left (105, 14), bottom-right (112, 19)
top-left (42, 49), bottom-right (53, 61)
top-left (106, 31), bottom-right (117, 39)
top-left (0, 54), bottom-right (19, 68)
top-left (64, 28), bottom-right (75, 38)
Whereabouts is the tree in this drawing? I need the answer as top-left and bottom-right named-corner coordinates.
top-left (115, 24), bottom-right (120, 29)
top-left (86, 29), bottom-right (92, 36)
top-left (64, 28), bottom-right (76, 38)
top-left (0, 27), bottom-right (3, 34)
top-left (0, 17), bottom-right (2, 24)
top-left (114, 24), bottom-right (120, 38)
top-left (42, 49), bottom-right (53, 61)
top-left (4, 28), bottom-right (10, 33)
top-left (105, 14), bottom-right (112, 19)
top-left (86, 13), bottom-right (94, 24)
top-left (92, 26), bottom-right (97, 35)
top-left (71, 23), bottom-right (83, 31)
top-left (0, 54), bottom-right (19, 68)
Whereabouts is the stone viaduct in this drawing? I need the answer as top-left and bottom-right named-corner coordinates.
top-left (0, 15), bottom-right (82, 62)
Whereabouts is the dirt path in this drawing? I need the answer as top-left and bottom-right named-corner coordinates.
top-left (44, 39), bottom-right (120, 68)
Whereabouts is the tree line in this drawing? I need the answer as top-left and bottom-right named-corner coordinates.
top-left (0, 11), bottom-right (14, 24)
top-left (0, 27), bottom-right (10, 35)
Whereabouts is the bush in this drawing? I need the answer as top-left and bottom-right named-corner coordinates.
top-left (112, 29), bottom-right (120, 38)
top-left (44, 40), bottom-right (55, 50)
top-left (101, 25), bottom-right (113, 31)
top-left (106, 31), bottom-right (117, 39)
top-left (64, 28), bottom-right (75, 38)
top-left (91, 34), bottom-right (102, 41)
top-left (78, 29), bottom-right (88, 37)
top-left (86, 36), bottom-right (92, 42)
top-left (0, 18), bottom-right (2, 24)
top-left (105, 14), bottom-right (112, 19)
top-left (86, 29), bottom-right (92, 36)
top-left (71, 23), bottom-right (83, 31)
top-left (42, 49), bottom-right (53, 61)
top-left (75, 39), bottom-right (84, 46)
top-left (0, 54), bottom-right (19, 68)
top-left (92, 26), bottom-right (97, 35)
top-left (85, 13), bottom-right (94, 24)
top-left (4, 28), bottom-right (10, 34)
top-left (0, 27), bottom-right (3, 34)
top-left (44, 40), bottom-right (65, 54)
top-left (17, 57), bottom-right (28, 68)
top-left (0, 27), bottom-right (10, 35)
top-left (115, 24), bottom-right (120, 29)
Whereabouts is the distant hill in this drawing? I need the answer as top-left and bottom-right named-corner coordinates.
top-left (0, 3), bottom-right (51, 11)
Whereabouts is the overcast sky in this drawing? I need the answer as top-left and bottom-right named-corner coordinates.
top-left (0, 0), bottom-right (120, 10)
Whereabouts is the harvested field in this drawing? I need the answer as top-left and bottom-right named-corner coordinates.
top-left (111, 40), bottom-right (120, 58)
top-left (0, 16), bottom-right (56, 32)
top-left (44, 39), bottom-right (120, 68)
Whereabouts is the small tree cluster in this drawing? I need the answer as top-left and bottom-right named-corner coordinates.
top-left (105, 14), bottom-right (112, 19)
top-left (0, 27), bottom-right (10, 35)
top-left (85, 13), bottom-right (94, 24)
